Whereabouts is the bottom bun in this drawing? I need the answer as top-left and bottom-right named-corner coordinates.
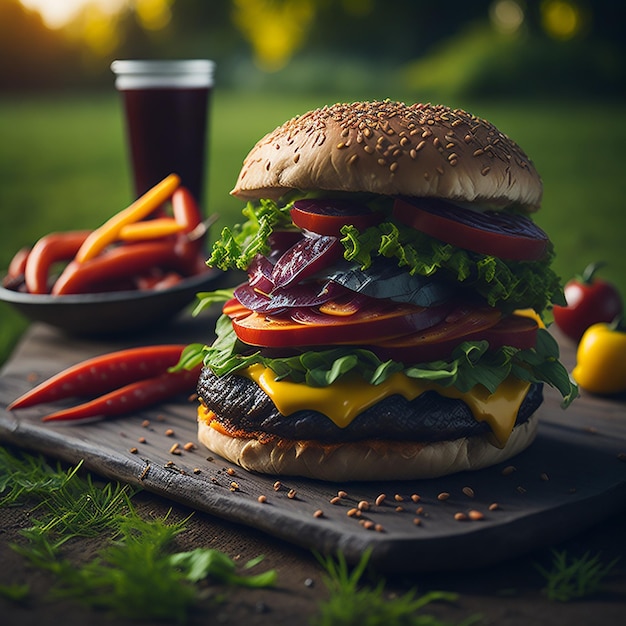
top-left (197, 412), bottom-right (539, 481)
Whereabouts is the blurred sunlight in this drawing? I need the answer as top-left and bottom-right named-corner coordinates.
top-left (20, 0), bottom-right (126, 29)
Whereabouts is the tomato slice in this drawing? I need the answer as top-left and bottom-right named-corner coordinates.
top-left (231, 301), bottom-right (451, 348)
top-left (393, 198), bottom-right (550, 261)
top-left (291, 199), bottom-right (383, 236)
top-left (371, 307), bottom-right (538, 363)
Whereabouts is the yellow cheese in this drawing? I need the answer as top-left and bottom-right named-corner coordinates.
top-left (243, 364), bottom-right (531, 447)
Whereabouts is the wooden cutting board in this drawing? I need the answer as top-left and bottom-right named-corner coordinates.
top-left (1, 317), bottom-right (625, 573)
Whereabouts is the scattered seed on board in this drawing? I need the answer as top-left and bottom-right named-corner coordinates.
top-left (141, 419), bottom-right (150, 428)
top-left (183, 442), bottom-right (196, 452)
top-left (313, 509), bottom-right (324, 518)
top-left (540, 472), bottom-right (550, 481)
top-left (357, 500), bottom-right (370, 511)
top-left (337, 490), bottom-right (348, 499)
top-left (169, 443), bottom-right (181, 455)
top-left (330, 496), bottom-right (342, 505)
top-left (462, 486), bottom-right (475, 498)
top-left (413, 517), bottom-right (422, 526)
top-left (287, 489), bottom-right (297, 499)
top-left (375, 494), bottom-right (386, 506)
top-left (165, 428), bottom-right (175, 437)
top-left (138, 436), bottom-right (146, 444)
top-left (454, 512), bottom-right (468, 521)
top-left (273, 481), bottom-right (282, 491)
top-left (394, 494), bottom-right (404, 502)
top-left (129, 447), bottom-right (138, 454)
top-left (257, 495), bottom-right (267, 503)
top-left (226, 467), bottom-right (236, 475)
top-left (501, 465), bottom-right (516, 476)
top-left (488, 502), bottom-right (500, 511)
top-left (469, 510), bottom-right (484, 521)
top-left (411, 494), bottom-right (421, 503)
top-left (193, 468), bottom-right (201, 475)
top-left (437, 492), bottom-right (450, 501)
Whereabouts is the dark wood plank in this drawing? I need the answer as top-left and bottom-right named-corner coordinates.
top-left (1, 318), bottom-right (625, 573)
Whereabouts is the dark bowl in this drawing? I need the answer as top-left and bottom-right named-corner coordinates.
top-left (0, 269), bottom-right (228, 337)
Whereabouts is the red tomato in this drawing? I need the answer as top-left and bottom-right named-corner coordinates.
top-left (290, 199), bottom-right (383, 236)
top-left (230, 300), bottom-right (450, 348)
top-left (372, 308), bottom-right (539, 363)
top-left (370, 306), bottom-right (502, 363)
top-left (553, 263), bottom-right (623, 341)
top-left (393, 198), bottom-right (550, 261)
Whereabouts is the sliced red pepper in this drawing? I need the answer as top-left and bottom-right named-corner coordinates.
top-left (41, 366), bottom-right (200, 422)
top-left (24, 231), bottom-right (90, 294)
top-left (51, 240), bottom-right (188, 295)
top-left (3, 246), bottom-right (31, 289)
top-left (172, 186), bottom-right (203, 233)
top-left (7, 345), bottom-right (189, 410)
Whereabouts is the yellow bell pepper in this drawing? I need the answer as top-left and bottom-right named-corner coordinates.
top-left (572, 320), bottom-right (626, 395)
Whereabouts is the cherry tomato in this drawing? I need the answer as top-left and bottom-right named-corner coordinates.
top-left (553, 262), bottom-right (623, 341)
top-left (230, 300), bottom-right (450, 348)
top-left (290, 198), bottom-right (383, 236)
top-left (393, 198), bottom-right (550, 261)
top-left (371, 308), bottom-right (537, 363)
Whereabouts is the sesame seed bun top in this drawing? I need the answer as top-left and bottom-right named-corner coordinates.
top-left (231, 100), bottom-right (543, 211)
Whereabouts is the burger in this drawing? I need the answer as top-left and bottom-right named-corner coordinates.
top-left (185, 100), bottom-right (577, 481)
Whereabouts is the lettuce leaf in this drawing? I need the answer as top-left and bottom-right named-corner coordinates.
top-left (207, 199), bottom-right (293, 271)
top-left (184, 315), bottom-right (578, 407)
top-left (341, 221), bottom-right (565, 313)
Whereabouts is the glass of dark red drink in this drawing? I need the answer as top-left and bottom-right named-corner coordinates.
top-left (111, 59), bottom-right (215, 208)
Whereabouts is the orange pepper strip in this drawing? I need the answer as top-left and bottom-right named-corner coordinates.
top-left (74, 173), bottom-right (181, 263)
top-left (119, 217), bottom-right (184, 241)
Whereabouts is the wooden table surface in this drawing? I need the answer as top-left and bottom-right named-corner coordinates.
top-left (1, 313), bottom-right (625, 625)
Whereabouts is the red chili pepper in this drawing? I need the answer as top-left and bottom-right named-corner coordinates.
top-left (7, 345), bottom-right (189, 411)
top-left (3, 246), bottom-right (31, 289)
top-left (24, 231), bottom-right (90, 294)
top-left (51, 240), bottom-right (189, 295)
top-left (41, 366), bottom-right (200, 422)
top-left (172, 186), bottom-right (203, 233)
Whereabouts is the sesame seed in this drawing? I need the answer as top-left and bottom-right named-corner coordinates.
top-left (501, 465), bottom-right (516, 476)
top-left (336, 142), bottom-right (346, 149)
top-left (377, 158), bottom-right (386, 166)
top-left (169, 443), bottom-right (180, 455)
top-left (348, 153), bottom-right (359, 165)
top-left (488, 503), bottom-right (500, 511)
top-left (413, 517), bottom-right (422, 526)
top-left (347, 508), bottom-right (360, 518)
top-left (473, 148), bottom-right (484, 157)
top-left (273, 481), bottom-right (282, 491)
top-left (337, 490), bottom-right (348, 498)
top-left (375, 494), bottom-right (386, 506)
top-left (129, 447), bottom-right (138, 454)
top-left (364, 145), bottom-right (374, 154)
top-left (357, 500), bottom-right (370, 511)
top-left (394, 494), bottom-right (404, 502)
top-left (258, 495), bottom-right (267, 503)
top-left (287, 489), bottom-right (297, 499)
top-left (436, 166), bottom-right (445, 175)
top-left (313, 509), bottom-right (324, 518)
top-left (330, 496), bottom-right (341, 505)
top-left (540, 472), bottom-right (550, 481)
top-left (481, 166), bottom-right (491, 176)
top-left (433, 137), bottom-right (441, 148)
top-left (374, 524), bottom-right (385, 533)
top-left (445, 142), bottom-right (455, 149)
top-left (395, 506), bottom-right (404, 513)
top-left (415, 140), bottom-right (426, 151)
top-left (165, 428), bottom-right (175, 437)
top-left (389, 162), bottom-right (398, 173)
top-left (183, 442), bottom-right (196, 451)
top-left (437, 492), bottom-right (450, 501)
top-left (468, 510), bottom-right (484, 521)
top-left (293, 153), bottom-right (300, 163)
top-left (462, 486), bottom-right (475, 498)
top-left (454, 512), bottom-right (468, 521)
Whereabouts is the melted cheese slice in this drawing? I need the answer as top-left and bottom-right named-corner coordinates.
top-left (243, 364), bottom-right (531, 447)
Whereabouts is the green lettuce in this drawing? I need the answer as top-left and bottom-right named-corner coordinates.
top-left (182, 309), bottom-right (578, 408)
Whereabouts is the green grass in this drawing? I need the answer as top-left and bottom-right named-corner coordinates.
top-left (1, 92), bottom-right (625, 362)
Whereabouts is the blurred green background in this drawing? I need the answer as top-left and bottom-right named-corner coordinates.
top-left (1, 0), bottom-right (625, 364)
